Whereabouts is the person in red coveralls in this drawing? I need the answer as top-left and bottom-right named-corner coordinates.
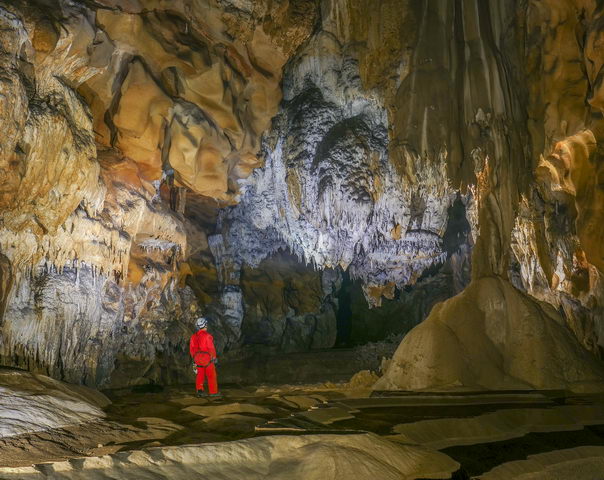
top-left (190, 317), bottom-right (221, 398)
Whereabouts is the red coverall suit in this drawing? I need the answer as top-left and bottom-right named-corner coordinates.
top-left (189, 330), bottom-right (219, 394)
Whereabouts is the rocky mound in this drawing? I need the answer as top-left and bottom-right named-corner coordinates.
top-left (0, 433), bottom-right (459, 480)
top-left (375, 277), bottom-right (604, 392)
top-left (0, 368), bottom-right (108, 438)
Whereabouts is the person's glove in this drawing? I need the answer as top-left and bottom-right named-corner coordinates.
top-left (192, 364), bottom-right (197, 374)
top-left (211, 358), bottom-right (218, 366)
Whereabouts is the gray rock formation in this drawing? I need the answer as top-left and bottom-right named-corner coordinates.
top-left (216, 29), bottom-right (454, 314)
top-left (2, 264), bottom-right (200, 387)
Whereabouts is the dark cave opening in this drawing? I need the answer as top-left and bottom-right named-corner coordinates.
top-left (443, 193), bottom-right (472, 258)
top-left (334, 269), bottom-right (353, 347)
top-left (180, 192), bottom-right (475, 362)
top-left (329, 194), bottom-right (473, 351)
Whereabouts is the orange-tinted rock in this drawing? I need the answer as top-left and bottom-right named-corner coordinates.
top-left (2, 0), bottom-right (604, 391)
top-left (535, 130), bottom-right (604, 274)
top-left (90, 1), bottom-right (318, 201)
top-left (113, 60), bottom-right (172, 181)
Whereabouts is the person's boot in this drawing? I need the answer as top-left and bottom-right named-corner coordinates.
top-left (196, 390), bottom-right (208, 398)
top-left (208, 392), bottom-right (223, 400)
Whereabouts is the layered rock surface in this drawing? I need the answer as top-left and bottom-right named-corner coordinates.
top-left (0, 368), bottom-right (107, 438)
top-left (212, 0), bottom-right (604, 393)
top-left (0, 0), bottom-right (603, 392)
top-left (215, 2), bottom-right (458, 310)
top-left (5, 380), bottom-right (604, 477)
top-left (374, 0), bottom-right (604, 390)
top-left (0, 0), bottom-right (318, 386)
top-left (0, 433), bottom-right (459, 480)
top-left (375, 277), bottom-right (604, 392)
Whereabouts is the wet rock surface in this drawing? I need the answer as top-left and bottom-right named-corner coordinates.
top-left (4, 372), bottom-right (604, 479)
top-left (3, 1), bottom-right (604, 478)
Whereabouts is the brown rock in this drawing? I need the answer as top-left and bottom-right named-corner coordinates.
top-left (376, 277), bottom-right (604, 392)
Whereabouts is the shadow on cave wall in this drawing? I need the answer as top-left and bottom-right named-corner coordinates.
top-left (335, 270), bottom-right (353, 347)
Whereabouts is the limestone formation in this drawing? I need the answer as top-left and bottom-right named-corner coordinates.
top-left (216, 23), bottom-right (454, 309)
top-left (0, 0), bottom-right (319, 386)
top-left (372, 0), bottom-right (604, 391)
top-left (6, 1), bottom-right (604, 478)
top-left (0, 0), bottom-right (603, 395)
top-left (375, 277), bottom-right (604, 392)
top-left (390, 404), bottom-right (604, 450)
top-left (0, 433), bottom-right (460, 480)
top-left (480, 446), bottom-right (604, 480)
top-left (511, 130), bottom-right (604, 356)
top-left (183, 402), bottom-right (272, 417)
top-left (0, 368), bottom-right (107, 438)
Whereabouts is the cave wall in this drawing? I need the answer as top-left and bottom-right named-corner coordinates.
top-left (378, 0), bottom-right (604, 391)
top-left (495, 1), bottom-right (604, 359)
top-left (0, 0), bottom-right (603, 390)
top-left (215, 2), bottom-right (456, 311)
top-left (0, 0), bottom-right (319, 387)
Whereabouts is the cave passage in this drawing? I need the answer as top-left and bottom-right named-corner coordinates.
top-left (334, 269), bottom-right (353, 347)
top-left (442, 194), bottom-right (472, 258)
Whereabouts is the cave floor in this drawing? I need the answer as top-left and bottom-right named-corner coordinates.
top-left (2, 384), bottom-right (604, 479)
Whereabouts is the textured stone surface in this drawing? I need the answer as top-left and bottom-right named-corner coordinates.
top-left (0, 0), bottom-right (603, 393)
top-left (216, 22), bottom-right (453, 307)
top-left (375, 277), bottom-right (604, 392)
top-left (391, 405), bottom-right (604, 450)
top-left (507, 0), bottom-right (604, 359)
top-left (7, 381), bottom-right (604, 476)
top-left (511, 131), bottom-right (604, 356)
top-left (184, 403), bottom-right (272, 417)
top-left (0, 433), bottom-right (460, 480)
top-left (0, 0), bottom-right (318, 386)
top-left (0, 368), bottom-right (107, 438)
top-left (370, 0), bottom-right (604, 391)
top-left (480, 446), bottom-right (604, 480)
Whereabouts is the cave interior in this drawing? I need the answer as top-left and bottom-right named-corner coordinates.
top-left (1, 0), bottom-right (604, 478)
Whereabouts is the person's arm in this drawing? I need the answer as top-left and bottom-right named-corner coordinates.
top-left (189, 334), bottom-right (196, 358)
top-left (208, 334), bottom-right (217, 359)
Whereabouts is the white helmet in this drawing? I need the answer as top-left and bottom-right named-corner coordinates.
top-left (195, 317), bottom-right (208, 330)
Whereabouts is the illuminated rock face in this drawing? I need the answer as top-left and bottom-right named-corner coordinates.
top-left (507, 0), bottom-right (604, 359)
top-left (378, 0), bottom-right (604, 391)
top-left (0, 0), bottom-right (603, 390)
top-left (216, 10), bottom-right (454, 314)
top-left (511, 131), bottom-right (604, 357)
top-left (376, 277), bottom-right (604, 392)
top-left (0, 0), bottom-right (318, 386)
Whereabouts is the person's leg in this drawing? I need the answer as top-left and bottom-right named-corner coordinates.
top-left (196, 365), bottom-right (206, 392)
top-left (206, 364), bottom-right (218, 395)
